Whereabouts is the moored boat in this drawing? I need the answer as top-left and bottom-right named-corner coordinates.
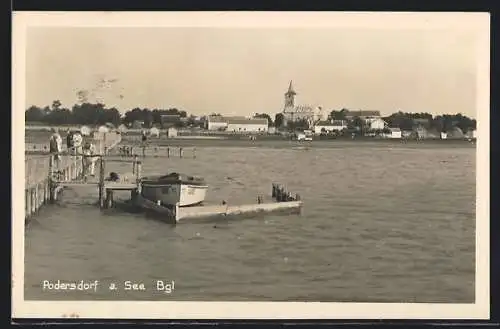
top-left (140, 173), bottom-right (208, 207)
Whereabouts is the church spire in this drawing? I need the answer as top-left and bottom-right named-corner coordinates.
top-left (286, 80), bottom-right (296, 95)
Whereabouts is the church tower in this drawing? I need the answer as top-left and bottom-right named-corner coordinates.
top-left (284, 80), bottom-right (296, 110)
top-left (282, 80), bottom-right (297, 128)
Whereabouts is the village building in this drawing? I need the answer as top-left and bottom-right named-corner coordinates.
top-left (344, 110), bottom-right (382, 121)
top-left (280, 81), bottom-right (326, 128)
top-left (226, 117), bottom-right (268, 133)
top-left (465, 129), bottom-right (477, 139)
top-left (166, 127), bottom-right (178, 138)
top-left (149, 127), bottom-right (160, 137)
top-left (205, 115), bottom-right (268, 132)
top-left (205, 115), bottom-right (229, 131)
top-left (313, 119), bottom-right (348, 134)
top-left (366, 118), bottom-right (387, 130)
top-left (387, 127), bottom-right (402, 139)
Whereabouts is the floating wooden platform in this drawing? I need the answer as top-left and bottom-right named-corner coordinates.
top-left (133, 193), bottom-right (303, 224)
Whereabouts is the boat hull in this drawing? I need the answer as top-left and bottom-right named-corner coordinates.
top-left (141, 183), bottom-right (208, 207)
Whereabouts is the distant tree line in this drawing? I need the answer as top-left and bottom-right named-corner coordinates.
top-left (25, 100), bottom-right (477, 133)
top-left (25, 100), bottom-right (190, 127)
top-left (328, 108), bottom-right (476, 133)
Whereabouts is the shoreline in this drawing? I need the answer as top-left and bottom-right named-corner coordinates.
top-left (25, 129), bottom-right (476, 150)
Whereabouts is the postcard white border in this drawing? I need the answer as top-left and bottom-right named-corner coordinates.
top-left (12, 11), bottom-right (490, 319)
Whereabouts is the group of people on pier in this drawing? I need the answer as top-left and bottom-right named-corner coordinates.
top-left (49, 127), bottom-right (99, 178)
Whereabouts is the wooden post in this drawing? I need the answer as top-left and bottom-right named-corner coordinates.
top-left (98, 157), bottom-right (106, 208)
top-left (167, 147), bottom-right (170, 158)
top-left (279, 186), bottom-right (286, 202)
top-left (173, 202), bottom-right (180, 223)
top-left (142, 145), bottom-right (146, 158)
top-left (179, 147), bottom-right (183, 158)
top-left (272, 183), bottom-right (276, 198)
top-left (136, 161), bottom-right (142, 184)
top-left (43, 180), bottom-right (48, 204)
top-left (48, 155), bottom-right (54, 203)
top-left (34, 184), bottom-right (39, 212)
top-left (131, 189), bottom-right (138, 203)
top-left (25, 189), bottom-right (31, 218)
top-left (105, 189), bottom-right (114, 209)
top-left (69, 158), bottom-right (74, 180)
top-left (132, 155), bottom-right (138, 174)
top-left (30, 189), bottom-right (36, 215)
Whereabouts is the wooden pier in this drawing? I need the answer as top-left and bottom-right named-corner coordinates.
top-left (24, 132), bottom-right (122, 222)
top-left (24, 132), bottom-right (304, 224)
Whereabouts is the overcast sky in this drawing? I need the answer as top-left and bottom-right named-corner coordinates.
top-left (26, 26), bottom-right (479, 118)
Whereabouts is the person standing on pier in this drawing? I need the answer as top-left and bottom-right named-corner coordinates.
top-left (66, 130), bottom-right (74, 154)
top-left (49, 128), bottom-right (62, 169)
top-left (82, 141), bottom-right (98, 178)
top-left (73, 131), bottom-right (83, 155)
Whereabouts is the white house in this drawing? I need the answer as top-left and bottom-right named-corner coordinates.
top-left (167, 127), bottom-right (178, 138)
top-left (388, 127), bottom-right (402, 139)
top-left (149, 127), bottom-right (160, 137)
top-left (367, 118), bottom-right (387, 130)
top-left (227, 117), bottom-right (268, 133)
top-left (313, 120), bottom-right (348, 134)
top-left (206, 115), bottom-right (228, 131)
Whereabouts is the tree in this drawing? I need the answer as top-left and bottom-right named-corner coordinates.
top-left (45, 108), bottom-right (72, 125)
top-left (25, 105), bottom-right (45, 122)
top-left (287, 118), bottom-right (309, 131)
top-left (329, 108), bottom-right (347, 121)
top-left (254, 113), bottom-right (273, 126)
top-left (51, 100), bottom-right (62, 111)
top-left (274, 113), bottom-right (284, 128)
top-left (122, 108), bottom-right (144, 125)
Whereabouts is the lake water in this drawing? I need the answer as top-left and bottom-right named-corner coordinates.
top-left (23, 141), bottom-right (476, 302)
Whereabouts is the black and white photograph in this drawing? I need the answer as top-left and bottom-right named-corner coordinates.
top-left (12, 11), bottom-right (490, 319)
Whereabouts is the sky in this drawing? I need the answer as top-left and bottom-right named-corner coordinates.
top-left (26, 26), bottom-right (480, 118)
